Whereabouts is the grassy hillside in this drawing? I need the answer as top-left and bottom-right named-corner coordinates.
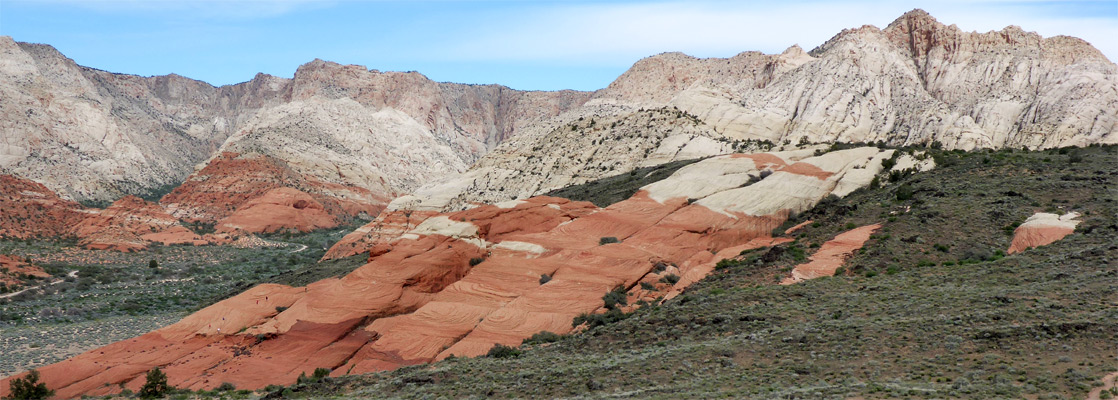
top-left (282, 145), bottom-right (1117, 399)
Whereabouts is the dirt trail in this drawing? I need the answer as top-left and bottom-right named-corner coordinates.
top-left (1087, 372), bottom-right (1118, 400)
top-left (0, 270), bottom-right (78, 299)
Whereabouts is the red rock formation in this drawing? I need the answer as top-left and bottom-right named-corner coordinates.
top-left (216, 188), bottom-right (338, 234)
top-left (160, 152), bottom-right (387, 224)
top-left (784, 220), bottom-right (813, 235)
top-left (0, 254), bottom-right (51, 288)
top-left (1007, 212), bottom-right (1080, 254)
top-left (72, 196), bottom-right (206, 251)
top-left (780, 224), bottom-right (881, 285)
top-left (0, 175), bottom-right (209, 251)
top-left (0, 175), bottom-right (87, 239)
top-left (0, 148), bottom-right (895, 396)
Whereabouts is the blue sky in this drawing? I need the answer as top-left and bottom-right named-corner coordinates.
top-left (1, 0), bottom-right (1115, 91)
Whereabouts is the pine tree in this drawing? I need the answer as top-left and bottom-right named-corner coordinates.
top-left (139, 367), bottom-right (169, 398)
top-left (8, 370), bottom-right (53, 400)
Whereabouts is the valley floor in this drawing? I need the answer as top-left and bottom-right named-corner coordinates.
top-left (0, 227), bottom-right (366, 376)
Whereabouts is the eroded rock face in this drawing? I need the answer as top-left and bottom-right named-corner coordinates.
top-left (73, 196), bottom-right (205, 252)
top-left (399, 108), bottom-right (766, 210)
top-left (0, 175), bottom-right (206, 251)
top-left (780, 224), bottom-right (881, 284)
top-left (215, 188), bottom-right (338, 234)
top-left (1007, 212), bottom-right (1081, 254)
top-left (0, 37), bottom-right (287, 204)
top-left (0, 174), bottom-right (87, 239)
top-left (401, 10), bottom-right (1114, 210)
top-left (637, 10), bottom-right (1117, 150)
top-left (3, 148), bottom-right (905, 398)
top-left (160, 150), bottom-right (401, 225)
top-left (1, 38), bottom-right (591, 208)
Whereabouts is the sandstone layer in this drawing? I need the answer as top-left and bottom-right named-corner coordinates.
top-left (1007, 212), bottom-right (1081, 254)
top-left (2, 147), bottom-right (907, 397)
top-left (780, 224), bottom-right (881, 284)
top-left (73, 196), bottom-right (206, 252)
top-left (214, 188), bottom-right (338, 235)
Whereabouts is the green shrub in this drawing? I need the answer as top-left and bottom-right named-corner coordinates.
top-left (602, 288), bottom-right (628, 310)
top-left (640, 282), bottom-right (656, 290)
top-left (139, 367), bottom-right (169, 399)
top-left (599, 237), bottom-right (620, 245)
top-left (786, 244), bottom-right (807, 262)
top-left (486, 344), bottom-right (521, 358)
top-left (659, 274), bottom-right (680, 285)
top-left (468, 257), bottom-right (485, 266)
top-left (148, 259), bottom-right (159, 269)
top-left (8, 370), bottom-right (53, 400)
top-left (215, 382), bottom-right (236, 392)
top-left (539, 274), bottom-right (552, 284)
top-left (312, 367), bottom-right (331, 379)
top-left (522, 331), bottom-right (562, 345)
top-left (572, 309), bottom-right (628, 329)
top-left (896, 184), bottom-right (914, 201)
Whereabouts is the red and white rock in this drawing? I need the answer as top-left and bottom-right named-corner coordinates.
top-left (1007, 212), bottom-right (1081, 254)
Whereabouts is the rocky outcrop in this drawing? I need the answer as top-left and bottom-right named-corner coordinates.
top-left (0, 147), bottom-right (900, 398)
top-left (1007, 212), bottom-right (1081, 254)
top-left (215, 188), bottom-right (337, 234)
top-left (395, 108), bottom-right (768, 210)
top-left (154, 65), bottom-right (591, 223)
top-left (0, 174), bottom-right (87, 239)
top-left (72, 196), bottom-right (205, 252)
top-left (780, 224), bottom-right (881, 284)
top-left (0, 254), bottom-right (50, 289)
top-left (0, 174), bottom-right (205, 250)
top-left (612, 10), bottom-right (1117, 150)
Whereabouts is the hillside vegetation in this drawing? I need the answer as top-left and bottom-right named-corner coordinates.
top-left (280, 145), bottom-right (1116, 399)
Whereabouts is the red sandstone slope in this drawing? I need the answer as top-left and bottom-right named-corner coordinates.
top-left (215, 187), bottom-right (338, 234)
top-left (0, 147), bottom-right (898, 397)
top-left (1007, 212), bottom-right (1080, 254)
top-left (0, 175), bottom-right (208, 251)
top-left (72, 196), bottom-right (206, 252)
top-left (1, 172), bottom-right (344, 252)
top-left (780, 224), bottom-right (881, 285)
top-left (0, 174), bottom-right (88, 239)
top-left (160, 152), bottom-right (387, 224)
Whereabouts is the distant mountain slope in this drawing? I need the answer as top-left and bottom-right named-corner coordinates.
top-left (401, 9), bottom-right (1117, 211)
top-left (0, 39), bottom-right (590, 207)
